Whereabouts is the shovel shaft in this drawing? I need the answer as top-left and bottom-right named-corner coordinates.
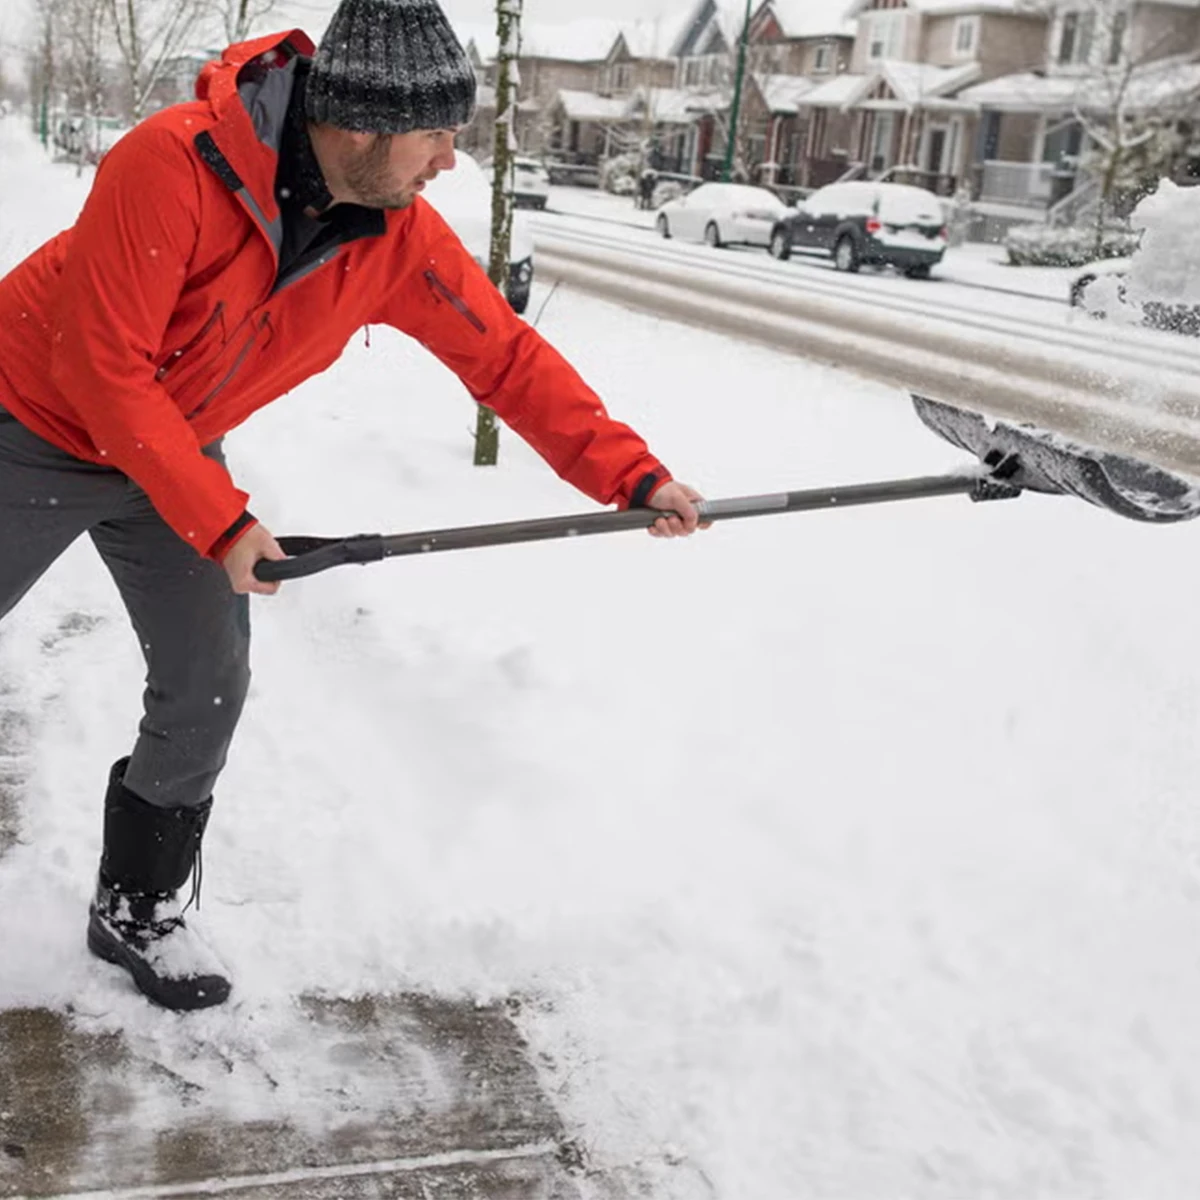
top-left (255, 471), bottom-right (981, 582)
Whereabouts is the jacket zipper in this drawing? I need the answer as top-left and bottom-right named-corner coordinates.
top-left (155, 302), bottom-right (225, 382)
top-left (424, 270), bottom-right (487, 334)
top-left (187, 312), bottom-right (272, 419)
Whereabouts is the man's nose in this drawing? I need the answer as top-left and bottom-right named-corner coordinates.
top-left (434, 145), bottom-right (457, 172)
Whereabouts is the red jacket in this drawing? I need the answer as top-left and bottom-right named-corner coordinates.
top-left (0, 32), bottom-right (670, 559)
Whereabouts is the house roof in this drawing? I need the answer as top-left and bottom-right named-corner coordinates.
top-left (458, 19), bottom-right (623, 63)
top-left (847, 0), bottom-right (1040, 13)
top-left (880, 58), bottom-right (981, 102)
top-left (554, 89), bottom-right (630, 122)
top-left (958, 53), bottom-right (1200, 112)
top-left (762, 0), bottom-right (857, 39)
top-left (797, 59), bottom-right (980, 109)
top-left (802, 73), bottom-right (871, 107)
top-left (755, 72), bottom-right (820, 113)
top-left (668, 0), bottom-right (747, 58)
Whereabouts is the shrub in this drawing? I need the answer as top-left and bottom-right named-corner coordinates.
top-left (1004, 222), bottom-right (1140, 267)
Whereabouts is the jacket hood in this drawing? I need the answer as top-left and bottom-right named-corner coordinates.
top-left (195, 30), bottom-right (316, 109)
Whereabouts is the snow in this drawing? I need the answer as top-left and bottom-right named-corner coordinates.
top-left (6, 116), bottom-right (1200, 1196)
top-left (1092, 178), bottom-right (1200, 315)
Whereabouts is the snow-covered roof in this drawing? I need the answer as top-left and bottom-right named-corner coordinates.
top-left (612, 18), bottom-right (685, 60)
top-left (554, 89), bottom-right (630, 122)
top-left (847, 0), bottom-right (1040, 12)
top-left (624, 85), bottom-right (728, 121)
top-left (881, 59), bottom-right (981, 102)
top-left (756, 73), bottom-right (820, 113)
top-left (472, 84), bottom-right (540, 114)
top-left (802, 73), bottom-right (871, 107)
top-left (523, 20), bottom-right (627, 62)
top-left (959, 54), bottom-right (1200, 112)
top-left (669, 0), bottom-right (747, 58)
top-left (457, 19), bottom-right (622, 63)
top-left (763, 0), bottom-right (857, 39)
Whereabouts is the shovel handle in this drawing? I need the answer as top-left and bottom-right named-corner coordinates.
top-left (254, 472), bottom-right (984, 582)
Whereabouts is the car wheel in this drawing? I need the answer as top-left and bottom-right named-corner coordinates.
top-left (833, 236), bottom-right (860, 273)
top-left (904, 264), bottom-right (932, 280)
top-left (1069, 274), bottom-right (1097, 308)
top-left (657, 214), bottom-right (671, 239)
top-left (769, 229), bottom-right (792, 260)
top-left (507, 284), bottom-right (531, 316)
top-left (704, 222), bottom-right (722, 249)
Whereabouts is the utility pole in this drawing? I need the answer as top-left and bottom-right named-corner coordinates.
top-left (721, 0), bottom-right (752, 182)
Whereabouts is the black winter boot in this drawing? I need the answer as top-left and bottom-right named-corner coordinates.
top-left (87, 758), bottom-right (231, 1011)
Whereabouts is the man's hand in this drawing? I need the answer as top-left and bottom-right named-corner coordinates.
top-left (222, 523), bottom-right (288, 595)
top-left (646, 481), bottom-right (711, 538)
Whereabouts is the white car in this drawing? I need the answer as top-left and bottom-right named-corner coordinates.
top-left (480, 155), bottom-right (552, 210)
top-left (655, 182), bottom-right (791, 249)
top-left (423, 153), bottom-right (536, 314)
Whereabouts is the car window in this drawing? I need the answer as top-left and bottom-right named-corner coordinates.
top-left (728, 185), bottom-right (783, 210)
top-left (878, 187), bottom-right (944, 225)
top-left (695, 184), bottom-right (728, 205)
top-left (804, 186), bottom-right (840, 215)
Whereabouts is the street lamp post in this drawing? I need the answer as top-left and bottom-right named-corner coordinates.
top-left (721, 0), bottom-right (753, 182)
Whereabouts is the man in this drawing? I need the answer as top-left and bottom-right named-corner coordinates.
top-left (0, 0), bottom-right (705, 1012)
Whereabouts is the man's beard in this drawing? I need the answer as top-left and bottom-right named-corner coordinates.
top-left (344, 139), bottom-right (419, 210)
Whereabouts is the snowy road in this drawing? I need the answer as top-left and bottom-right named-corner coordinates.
top-left (5, 123), bottom-right (1200, 1198)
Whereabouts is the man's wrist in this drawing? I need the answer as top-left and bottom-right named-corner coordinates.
top-left (209, 511), bottom-right (258, 562)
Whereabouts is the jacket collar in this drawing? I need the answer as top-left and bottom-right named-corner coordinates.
top-left (193, 32), bottom-right (317, 264)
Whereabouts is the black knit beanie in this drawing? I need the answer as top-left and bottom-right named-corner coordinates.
top-left (305, 0), bottom-right (477, 135)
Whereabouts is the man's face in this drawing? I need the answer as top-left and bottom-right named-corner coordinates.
top-left (340, 128), bottom-right (460, 210)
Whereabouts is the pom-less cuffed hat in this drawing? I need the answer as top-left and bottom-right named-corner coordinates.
top-left (305, 0), bottom-right (477, 135)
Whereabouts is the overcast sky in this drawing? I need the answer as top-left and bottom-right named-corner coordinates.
top-left (0, 0), bottom-right (689, 79)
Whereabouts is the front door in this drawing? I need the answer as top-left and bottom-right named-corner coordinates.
top-left (925, 127), bottom-right (947, 176)
top-left (870, 113), bottom-right (895, 175)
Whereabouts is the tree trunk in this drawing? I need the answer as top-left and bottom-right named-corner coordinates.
top-left (475, 0), bottom-right (522, 467)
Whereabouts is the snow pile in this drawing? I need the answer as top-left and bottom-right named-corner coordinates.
top-left (1083, 179), bottom-right (1200, 324)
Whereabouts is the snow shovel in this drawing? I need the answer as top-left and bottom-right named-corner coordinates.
top-left (253, 394), bottom-right (1200, 583)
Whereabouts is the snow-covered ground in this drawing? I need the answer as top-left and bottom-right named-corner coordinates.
top-left (6, 118), bottom-right (1200, 1197)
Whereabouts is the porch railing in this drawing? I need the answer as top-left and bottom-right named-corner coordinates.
top-left (979, 160), bottom-right (1058, 206)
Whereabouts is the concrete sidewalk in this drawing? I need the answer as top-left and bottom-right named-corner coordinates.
top-left (0, 995), bottom-right (580, 1199)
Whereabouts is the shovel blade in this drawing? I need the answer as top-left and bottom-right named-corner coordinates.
top-left (912, 394), bottom-right (1200, 524)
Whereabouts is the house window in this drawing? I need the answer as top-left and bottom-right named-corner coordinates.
top-left (867, 11), bottom-right (903, 61)
top-left (953, 16), bottom-right (979, 58)
top-left (1108, 9), bottom-right (1128, 64)
top-left (813, 44), bottom-right (831, 73)
top-left (613, 62), bottom-right (632, 91)
top-left (1057, 10), bottom-right (1095, 65)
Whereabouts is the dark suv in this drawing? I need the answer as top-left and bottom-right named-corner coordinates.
top-left (769, 181), bottom-right (948, 278)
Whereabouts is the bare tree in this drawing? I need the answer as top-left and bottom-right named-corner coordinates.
top-left (1064, 0), bottom-right (1200, 251)
top-left (102, 0), bottom-right (204, 122)
top-left (60, 0), bottom-right (111, 167)
top-left (28, 0), bottom-right (63, 147)
top-left (208, 0), bottom-right (281, 43)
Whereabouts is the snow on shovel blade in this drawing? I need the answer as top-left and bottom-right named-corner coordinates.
top-left (912, 394), bottom-right (1200, 524)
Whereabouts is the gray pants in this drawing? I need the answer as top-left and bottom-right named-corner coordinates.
top-left (0, 407), bottom-right (250, 808)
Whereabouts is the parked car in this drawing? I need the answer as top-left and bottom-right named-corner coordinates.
top-left (480, 155), bottom-right (551, 210)
top-left (656, 182), bottom-right (791, 249)
top-left (769, 181), bottom-right (947, 277)
top-left (423, 154), bottom-right (536, 315)
top-left (1069, 258), bottom-right (1200, 336)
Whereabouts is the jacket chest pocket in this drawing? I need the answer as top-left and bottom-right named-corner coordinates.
top-left (184, 310), bottom-right (275, 419)
top-left (155, 302), bottom-right (227, 384)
